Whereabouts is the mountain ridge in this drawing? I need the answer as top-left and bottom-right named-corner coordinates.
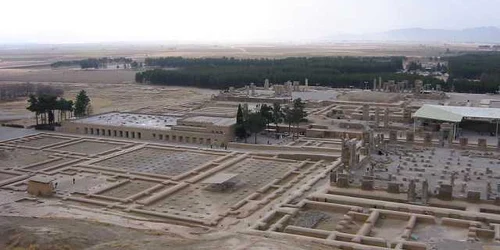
top-left (325, 26), bottom-right (500, 43)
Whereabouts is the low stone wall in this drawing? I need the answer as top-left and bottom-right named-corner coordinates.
top-left (228, 142), bottom-right (341, 154)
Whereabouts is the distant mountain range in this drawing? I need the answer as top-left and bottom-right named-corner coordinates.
top-left (324, 27), bottom-right (500, 43)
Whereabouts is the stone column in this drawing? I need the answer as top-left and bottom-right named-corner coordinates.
top-left (361, 176), bottom-right (374, 190)
top-left (384, 108), bottom-right (389, 128)
top-left (362, 131), bottom-right (369, 146)
top-left (487, 182), bottom-right (492, 200)
top-left (460, 137), bottom-right (468, 148)
top-left (362, 104), bottom-right (370, 121)
top-left (402, 108), bottom-right (411, 123)
top-left (341, 139), bottom-right (348, 163)
top-left (264, 79), bottom-right (270, 89)
top-left (424, 133), bottom-right (432, 146)
top-left (250, 83), bottom-right (256, 96)
top-left (439, 130), bottom-right (445, 147)
top-left (422, 179), bottom-right (429, 204)
top-left (330, 170), bottom-right (337, 184)
top-left (349, 140), bottom-right (357, 169)
top-left (388, 182), bottom-right (400, 193)
top-left (438, 184), bottom-right (453, 200)
top-left (451, 172), bottom-right (457, 187)
top-left (378, 77), bottom-right (382, 91)
top-left (406, 131), bottom-right (414, 142)
top-left (389, 130), bottom-right (397, 143)
top-left (375, 107), bottom-right (380, 128)
top-left (408, 179), bottom-right (416, 202)
top-left (373, 78), bottom-right (377, 91)
top-left (448, 129), bottom-right (454, 144)
top-left (368, 130), bottom-right (374, 153)
top-left (337, 173), bottom-right (349, 188)
top-left (478, 138), bottom-right (487, 150)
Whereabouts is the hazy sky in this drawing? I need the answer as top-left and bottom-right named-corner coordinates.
top-left (2, 0), bottom-right (500, 43)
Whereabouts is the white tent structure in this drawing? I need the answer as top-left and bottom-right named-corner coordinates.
top-left (412, 104), bottom-right (500, 137)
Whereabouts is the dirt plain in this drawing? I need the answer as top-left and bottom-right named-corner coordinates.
top-left (0, 42), bottom-right (480, 127)
top-left (0, 42), bottom-right (485, 250)
top-left (0, 216), bottom-right (333, 250)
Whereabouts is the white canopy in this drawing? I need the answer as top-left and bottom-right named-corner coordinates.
top-left (413, 104), bottom-right (500, 123)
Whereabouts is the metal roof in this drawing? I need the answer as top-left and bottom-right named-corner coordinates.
top-left (29, 176), bottom-right (55, 184)
top-left (201, 173), bottom-right (238, 184)
top-left (413, 104), bottom-right (500, 122)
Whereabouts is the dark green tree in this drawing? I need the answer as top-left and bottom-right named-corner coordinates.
top-left (246, 111), bottom-right (266, 144)
top-left (27, 94), bottom-right (40, 125)
top-left (74, 90), bottom-right (91, 117)
top-left (291, 98), bottom-right (307, 139)
top-left (235, 104), bottom-right (248, 141)
top-left (236, 104), bottom-right (244, 125)
top-left (260, 104), bottom-right (273, 130)
top-left (271, 102), bottom-right (283, 133)
top-left (283, 105), bottom-right (293, 135)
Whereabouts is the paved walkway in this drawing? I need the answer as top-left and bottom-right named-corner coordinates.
top-left (0, 127), bottom-right (38, 141)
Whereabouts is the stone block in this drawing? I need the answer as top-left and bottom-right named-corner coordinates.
top-left (437, 184), bottom-right (453, 200)
top-left (423, 133), bottom-right (432, 146)
top-left (387, 182), bottom-right (400, 193)
top-left (478, 138), bottom-right (487, 150)
top-left (467, 191), bottom-right (481, 202)
top-left (460, 138), bottom-right (468, 147)
top-left (389, 130), bottom-right (397, 143)
top-left (337, 176), bottom-right (349, 188)
top-left (361, 180), bottom-right (374, 190)
top-left (406, 131), bottom-right (414, 142)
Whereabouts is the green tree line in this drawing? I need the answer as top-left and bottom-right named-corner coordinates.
top-left (136, 56), bottom-right (447, 89)
top-left (51, 57), bottom-right (134, 69)
top-left (27, 90), bottom-right (91, 128)
top-left (446, 52), bottom-right (500, 93)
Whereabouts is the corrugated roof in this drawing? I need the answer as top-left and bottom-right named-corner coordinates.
top-left (413, 104), bottom-right (500, 122)
top-left (29, 176), bottom-right (54, 184)
top-left (201, 173), bottom-right (238, 184)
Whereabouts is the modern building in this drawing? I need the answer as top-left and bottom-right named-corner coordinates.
top-left (413, 104), bottom-right (500, 138)
top-left (60, 112), bottom-right (236, 146)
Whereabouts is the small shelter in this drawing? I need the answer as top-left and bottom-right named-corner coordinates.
top-left (202, 173), bottom-right (239, 191)
top-left (413, 104), bottom-right (500, 138)
top-left (27, 176), bottom-right (55, 197)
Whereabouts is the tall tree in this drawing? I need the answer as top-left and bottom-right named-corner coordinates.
top-left (291, 98), bottom-right (307, 139)
top-left (246, 111), bottom-right (266, 144)
top-left (27, 95), bottom-right (39, 125)
top-left (271, 102), bottom-right (283, 133)
top-left (260, 104), bottom-right (273, 130)
top-left (74, 90), bottom-right (91, 117)
top-left (236, 104), bottom-right (244, 125)
top-left (235, 104), bottom-right (248, 141)
top-left (283, 106), bottom-right (293, 135)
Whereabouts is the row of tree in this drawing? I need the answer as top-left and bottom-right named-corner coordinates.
top-left (0, 83), bottom-right (63, 101)
top-left (26, 90), bottom-right (91, 127)
top-left (446, 52), bottom-right (500, 93)
top-left (144, 56), bottom-right (403, 73)
top-left (136, 56), bottom-right (447, 89)
top-left (235, 99), bottom-right (307, 143)
top-left (51, 57), bottom-right (135, 69)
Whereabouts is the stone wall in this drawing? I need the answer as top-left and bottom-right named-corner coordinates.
top-left (61, 120), bottom-right (234, 146)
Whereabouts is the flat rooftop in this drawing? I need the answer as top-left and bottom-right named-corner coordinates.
top-left (72, 112), bottom-right (181, 130)
top-left (181, 116), bottom-right (236, 126)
